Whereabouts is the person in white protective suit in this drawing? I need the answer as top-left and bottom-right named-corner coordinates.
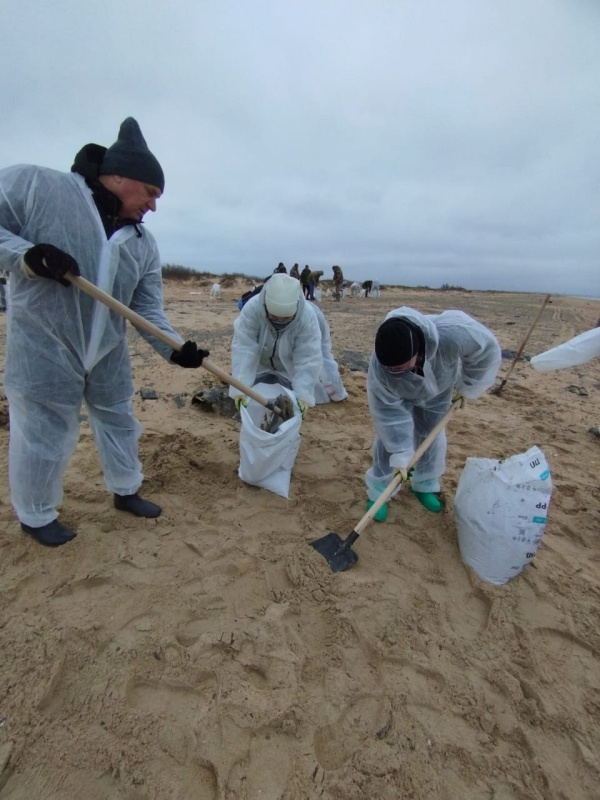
top-left (0, 117), bottom-right (210, 547)
top-left (229, 273), bottom-right (324, 415)
top-left (365, 307), bottom-right (501, 517)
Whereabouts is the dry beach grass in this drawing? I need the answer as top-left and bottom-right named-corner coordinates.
top-left (0, 278), bottom-right (599, 799)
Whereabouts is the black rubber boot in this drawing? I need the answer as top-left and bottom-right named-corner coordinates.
top-left (21, 520), bottom-right (77, 547)
top-left (114, 493), bottom-right (162, 518)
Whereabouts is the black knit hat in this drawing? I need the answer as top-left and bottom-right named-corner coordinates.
top-left (375, 318), bottom-right (421, 367)
top-left (99, 117), bottom-right (165, 191)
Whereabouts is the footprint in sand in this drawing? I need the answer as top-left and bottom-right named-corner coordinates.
top-left (126, 676), bottom-right (216, 723)
top-left (313, 695), bottom-right (390, 770)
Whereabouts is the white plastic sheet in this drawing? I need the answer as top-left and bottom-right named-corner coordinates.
top-left (238, 382), bottom-right (302, 498)
top-left (454, 445), bottom-right (552, 585)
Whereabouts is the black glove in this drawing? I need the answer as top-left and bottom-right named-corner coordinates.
top-left (23, 243), bottom-right (80, 287)
top-left (170, 340), bottom-right (210, 368)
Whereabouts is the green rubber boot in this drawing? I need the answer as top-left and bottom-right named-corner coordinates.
top-left (366, 500), bottom-right (389, 522)
top-left (410, 489), bottom-right (443, 513)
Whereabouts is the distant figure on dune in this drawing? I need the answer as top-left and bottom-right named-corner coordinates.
top-left (350, 281), bottom-right (361, 297)
top-left (371, 279), bottom-right (381, 298)
top-left (210, 282), bottom-right (221, 299)
top-left (308, 269), bottom-right (323, 301)
top-left (332, 265), bottom-right (344, 301)
top-left (362, 280), bottom-right (373, 298)
top-left (300, 265), bottom-right (311, 298)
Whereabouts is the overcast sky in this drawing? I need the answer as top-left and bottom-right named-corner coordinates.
top-left (2, 0), bottom-right (599, 296)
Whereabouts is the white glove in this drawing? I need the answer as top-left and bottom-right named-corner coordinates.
top-left (390, 451), bottom-right (414, 470)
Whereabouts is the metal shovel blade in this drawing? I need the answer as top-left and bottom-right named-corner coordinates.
top-left (310, 531), bottom-right (359, 573)
top-left (489, 379), bottom-right (507, 395)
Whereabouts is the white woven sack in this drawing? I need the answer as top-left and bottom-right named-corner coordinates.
top-left (238, 382), bottom-right (302, 498)
top-left (454, 445), bottom-right (552, 585)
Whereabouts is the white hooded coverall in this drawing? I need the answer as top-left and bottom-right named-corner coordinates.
top-left (229, 291), bottom-right (323, 406)
top-left (366, 307), bottom-right (501, 500)
top-left (0, 164), bottom-right (184, 526)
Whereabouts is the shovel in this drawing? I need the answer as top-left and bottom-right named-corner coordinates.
top-left (310, 400), bottom-right (462, 572)
top-left (65, 272), bottom-right (291, 421)
top-left (490, 294), bottom-right (551, 395)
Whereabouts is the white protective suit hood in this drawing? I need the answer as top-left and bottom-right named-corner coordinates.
top-left (371, 307), bottom-right (441, 400)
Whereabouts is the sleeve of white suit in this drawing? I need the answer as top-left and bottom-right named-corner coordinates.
top-left (437, 311), bottom-right (502, 399)
top-left (288, 311), bottom-right (323, 407)
top-left (229, 297), bottom-right (264, 398)
top-left (530, 328), bottom-right (600, 371)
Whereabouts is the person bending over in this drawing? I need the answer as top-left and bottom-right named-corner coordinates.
top-left (365, 306), bottom-right (500, 518)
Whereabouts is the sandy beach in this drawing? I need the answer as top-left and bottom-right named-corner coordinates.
top-left (0, 278), bottom-right (599, 800)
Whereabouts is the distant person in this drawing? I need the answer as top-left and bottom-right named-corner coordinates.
top-left (362, 280), bottom-right (373, 298)
top-left (274, 262), bottom-right (287, 274)
top-left (210, 282), bottom-right (221, 299)
top-left (308, 269), bottom-right (323, 301)
top-left (371, 279), bottom-right (381, 298)
top-left (0, 116), bottom-right (210, 547)
top-left (332, 265), bottom-right (344, 301)
top-left (229, 274), bottom-right (323, 414)
top-left (365, 307), bottom-right (501, 518)
top-left (290, 263), bottom-right (300, 279)
top-left (300, 265), bottom-right (311, 298)
top-left (350, 281), bottom-right (361, 298)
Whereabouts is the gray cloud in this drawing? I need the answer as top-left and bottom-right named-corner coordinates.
top-left (2, 0), bottom-right (599, 296)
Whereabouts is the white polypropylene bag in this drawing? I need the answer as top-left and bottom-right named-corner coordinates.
top-left (238, 382), bottom-right (302, 498)
top-left (530, 327), bottom-right (600, 372)
top-left (454, 446), bottom-right (552, 585)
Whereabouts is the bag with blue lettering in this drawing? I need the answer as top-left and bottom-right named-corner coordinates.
top-left (454, 446), bottom-right (552, 585)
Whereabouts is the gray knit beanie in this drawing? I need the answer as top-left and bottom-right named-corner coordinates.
top-left (99, 117), bottom-right (165, 191)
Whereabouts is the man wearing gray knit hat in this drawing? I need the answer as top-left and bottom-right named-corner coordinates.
top-left (99, 116), bottom-right (165, 192)
top-left (0, 117), bottom-right (210, 548)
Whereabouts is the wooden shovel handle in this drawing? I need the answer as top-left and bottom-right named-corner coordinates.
top-left (354, 399), bottom-right (462, 535)
top-left (66, 273), bottom-right (282, 413)
top-left (501, 294), bottom-right (551, 385)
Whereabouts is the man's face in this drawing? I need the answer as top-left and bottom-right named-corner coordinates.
top-left (110, 176), bottom-right (162, 221)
